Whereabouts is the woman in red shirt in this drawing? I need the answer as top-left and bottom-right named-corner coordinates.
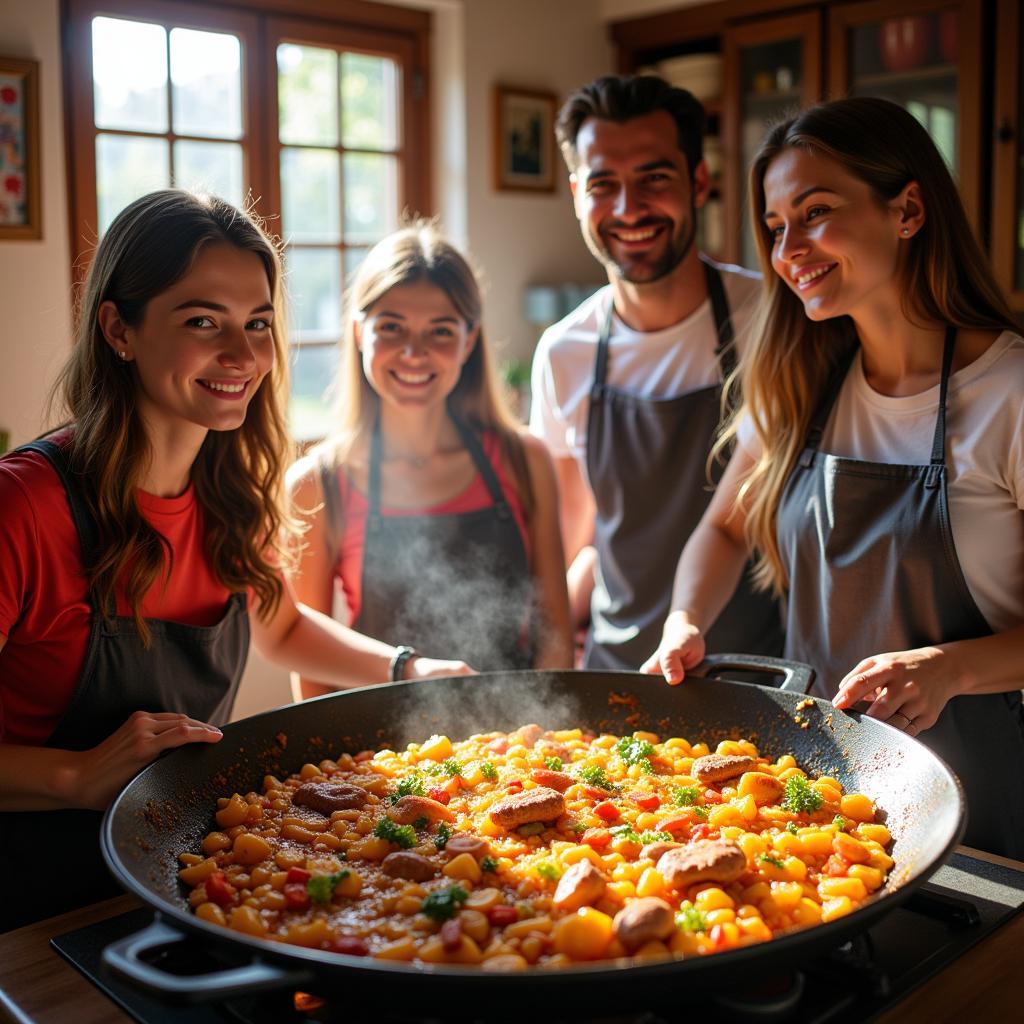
top-left (0, 191), bottom-right (467, 929)
top-left (289, 223), bottom-right (572, 698)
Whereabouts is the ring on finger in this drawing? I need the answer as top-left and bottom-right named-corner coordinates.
top-left (891, 710), bottom-right (914, 730)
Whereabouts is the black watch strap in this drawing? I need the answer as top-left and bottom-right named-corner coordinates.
top-left (389, 646), bottom-right (418, 681)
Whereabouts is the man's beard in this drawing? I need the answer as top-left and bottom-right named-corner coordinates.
top-left (587, 207), bottom-right (698, 285)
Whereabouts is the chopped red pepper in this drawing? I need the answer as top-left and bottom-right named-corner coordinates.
top-left (689, 824), bottom-right (716, 843)
top-left (428, 786), bottom-right (451, 805)
top-left (709, 924), bottom-right (730, 949)
top-left (505, 779), bottom-right (523, 793)
top-left (581, 827), bottom-right (612, 850)
top-left (284, 882), bottom-right (311, 911)
top-left (657, 814), bottom-right (693, 834)
top-left (486, 905), bottom-right (520, 926)
top-left (824, 854), bottom-right (850, 877)
top-left (205, 870), bottom-right (236, 907)
top-left (630, 792), bottom-right (661, 810)
top-left (329, 935), bottom-right (369, 956)
top-left (286, 867), bottom-right (312, 884)
top-left (703, 788), bottom-right (724, 804)
top-left (594, 801), bottom-right (620, 822)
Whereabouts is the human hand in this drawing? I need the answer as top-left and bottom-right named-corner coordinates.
top-left (72, 711), bottom-right (223, 810)
top-left (831, 645), bottom-right (959, 736)
top-left (405, 657), bottom-right (476, 681)
top-left (639, 612), bottom-right (706, 685)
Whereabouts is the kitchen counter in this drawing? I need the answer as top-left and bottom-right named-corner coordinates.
top-left (1, 848), bottom-right (1022, 1023)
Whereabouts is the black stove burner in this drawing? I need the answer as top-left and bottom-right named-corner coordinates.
top-left (51, 853), bottom-right (1024, 1024)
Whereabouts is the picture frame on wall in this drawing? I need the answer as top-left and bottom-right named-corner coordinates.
top-left (493, 85), bottom-right (557, 193)
top-left (0, 57), bottom-right (41, 240)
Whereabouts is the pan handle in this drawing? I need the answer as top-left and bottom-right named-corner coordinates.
top-left (691, 653), bottom-right (815, 694)
top-left (102, 915), bottom-right (313, 1001)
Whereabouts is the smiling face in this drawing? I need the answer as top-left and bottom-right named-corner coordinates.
top-left (102, 241), bottom-right (275, 443)
top-left (762, 148), bottom-right (910, 322)
top-left (571, 111), bottom-right (707, 285)
top-left (356, 278), bottom-right (477, 411)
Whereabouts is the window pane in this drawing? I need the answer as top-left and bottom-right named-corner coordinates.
top-left (92, 17), bottom-right (168, 133)
top-left (96, 133), bottom-right (170, 234)
top-left (170, 28), bottom-right (242, 139)
top-left (343, 152), bottom-right (398, 244)
top-left (344, 247), bottom-right (369, 287)
top-left (341, 52), bottom-right (398, 150)
top-left (173, 140), bottom-right (244, 206)
top-left (290, 344), bottom-right (340, 441)
top-left (277, 44), bottom-right (338, 146)
top-left (281, 147), bottom-right (341, 243)
top-left (287, 247), bottom-right (342, 341)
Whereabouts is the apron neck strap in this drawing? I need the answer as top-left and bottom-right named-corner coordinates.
top-left (930, 325), bottom-right (956, 467)
top-left (592, 260), bottom-right (737, 394)
top-left (367, 413), bottom-right (385, 524)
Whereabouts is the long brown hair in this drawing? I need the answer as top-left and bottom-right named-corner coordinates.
top-left (320, 220), bottom-right (534, 516)
top-left (718, 97), bottom-right (1019, 594)
top-left (51, 189), bottom-right (297, 642)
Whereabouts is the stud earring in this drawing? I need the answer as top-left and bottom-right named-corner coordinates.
top-left (901, 227), bottom-right (911, 236)
top-left (118, 350), bottom-right (128, 361)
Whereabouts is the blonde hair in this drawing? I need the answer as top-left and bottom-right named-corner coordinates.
top-left (717, 98), bottom-right (1018, 595)
top-left (51, 189), bottom-right (298, 643)
top-left (320, 220), bottom-right (533, 515)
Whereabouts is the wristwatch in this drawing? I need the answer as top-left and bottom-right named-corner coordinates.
top-left (389, 645), bottom-right (418, 681)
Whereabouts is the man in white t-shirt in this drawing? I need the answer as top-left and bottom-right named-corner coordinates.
top-left (529, 74), bottom-right (783, 670)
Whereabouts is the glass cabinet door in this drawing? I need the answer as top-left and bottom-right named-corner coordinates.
top-left (829, 0), bottom-right (983, 233)
top-left (992, 0), bottom-right (1024, 308)
top-left (723, 12), bottom-right (822, 269)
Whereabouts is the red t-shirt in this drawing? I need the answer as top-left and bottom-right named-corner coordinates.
top-left (331, 432), bottom-right (531, 622)
top-left (0, 442), bottom-right (233, 745)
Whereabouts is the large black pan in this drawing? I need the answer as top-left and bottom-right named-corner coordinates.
top-left (101, 657), bottom-right (964, 1010)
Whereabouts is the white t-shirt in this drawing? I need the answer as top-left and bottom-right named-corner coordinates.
top-left (529, 261), bottom-right (762, 464)
top-left (738, 331), bottom-right (1024, 633)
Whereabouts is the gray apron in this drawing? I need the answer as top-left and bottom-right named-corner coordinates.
top-left (779, 329), bottom-right (1024, 858)
top-left (584, 260), bottom-right (784, 671)
top-left (346, 409), bottom-right (533, 670)
top-left (0, 439), bottom-right (249, 931)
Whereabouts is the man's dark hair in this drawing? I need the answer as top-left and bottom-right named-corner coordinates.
top-left (555, 74), bottom-right (706, 176)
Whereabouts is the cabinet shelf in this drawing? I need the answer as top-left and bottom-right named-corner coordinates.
top-left (852, 63), bottom-right (956, 90)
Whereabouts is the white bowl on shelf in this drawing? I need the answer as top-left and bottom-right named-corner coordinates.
top-left (657, 53), bottom-right (723, 102)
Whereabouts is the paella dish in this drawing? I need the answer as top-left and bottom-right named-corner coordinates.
top-left (177, 724), bottom-right (894, 968)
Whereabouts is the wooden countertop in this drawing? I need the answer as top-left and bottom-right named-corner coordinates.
top-left (2, 852), bottom-right (1022, 1024)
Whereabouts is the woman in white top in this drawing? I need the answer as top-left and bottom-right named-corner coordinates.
top-left (644, 97), bottom-right (1024, 858)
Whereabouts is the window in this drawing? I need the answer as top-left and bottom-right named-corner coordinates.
top-left (64, 0), bottom-right (431, 439)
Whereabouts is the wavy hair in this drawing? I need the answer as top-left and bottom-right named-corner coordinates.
top-left (319, 220), bottom-right (534, 516)
top-left (51, 189), bottom-right (297, 643)
top-left (716, 97), bottom-right (1018, 595)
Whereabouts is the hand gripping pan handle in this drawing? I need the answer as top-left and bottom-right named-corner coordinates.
top-left (690, 653), bottom-right (815, 694)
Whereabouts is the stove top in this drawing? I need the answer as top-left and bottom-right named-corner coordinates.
top-left (51, 852), bottom-right (1024, 1024)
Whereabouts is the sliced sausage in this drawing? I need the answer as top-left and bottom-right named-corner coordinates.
top-left (692, 753), bottom-right (756, 785)
top-left (530, 768), bottom-right (573, 792)
top-left (552, 860), bottom-right (607, 912)
top-left (445, 835), bottom-right (490, 859)
top-left (292, 782), bottom-right (367, 816)
top-left (381, 851), bottom-right (438, 882)
top-left (613, 898), bottom-right (676, 952)
top-left (488, 787), bottom-right (565, 829)
top-left (658, 840), bottom-right (747, 889)
top-left (640, 840), bottom-right (683, 863)
top-left (388, 795), bottom-right (456, 825)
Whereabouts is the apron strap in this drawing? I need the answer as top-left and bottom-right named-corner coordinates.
top-left (591, 295), bottom-right (614, 398)
top-left (701, 258), bottom-right (737, 380)
top-left (447, 408), bottom-right (513, 519)
top-left (929, 326), bottom-right (957, 470)
top-left (367, 414), bottom-right (385, 532)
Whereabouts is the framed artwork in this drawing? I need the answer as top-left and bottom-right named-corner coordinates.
top-left (493, 85), bottom-right (557, 193)
top-left (0, 57), bottom-right (41, 240)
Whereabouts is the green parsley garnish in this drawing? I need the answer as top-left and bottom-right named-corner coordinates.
top-left (570, 821), bottom-right (587, 836)
top-left (441, 758), bottom-right (463, 777)
top-left (577, 765), bottom-right (616, 791)
top-left (424, 764), bottom-right (442, 776)
top-left (390, 774), bottom-right (426, 803)
top-left (413, 815), bottom-right (429, 830)
top-left (306, 870), bottom-right (350, 903)
top-left (518, 822), bottom-right (544, 837)
top-left (544, 756), bottom-right (563, 771)
top-left (421, 885), bottom-right (468, 921)
top-left (639, 758), bottom-right (655, 775)
top-left (433, 821), bottom-right (453, 850)
top-left (480, 856), bottom-right (498, 874)
top-left (373, 818), bottom-right (417, 849)
top-left (673, 786), bottom-right (700, 807)
top-left (833, 815), bottom-right (848, 832)
top-left (676, 902), bottom-right (707, 933)
top-left (690, 805), bottom-right (709, 820)
top-left (615, 735), bottom-right (654, 766)
top-left (536, 862), bottom-right (561, 882)
top-left (785, 822), bottom-right (799, 835)
top-left (480, 761), bottom-right (498, 782)
top-left (638, 830), bottom-right (674, 844)
top-left (760, 853), bottom-right (786, 869)
top-left (610, 822), bottom-right (638, 839)
top-left (782, 775), bottom-right (823, 814)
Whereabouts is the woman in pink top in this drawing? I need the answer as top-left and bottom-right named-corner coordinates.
top-left (289, 224), bottom-right (572, 696)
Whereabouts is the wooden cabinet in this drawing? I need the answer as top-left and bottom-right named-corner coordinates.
top-left (611, 0), bottom-right (1011, 297)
